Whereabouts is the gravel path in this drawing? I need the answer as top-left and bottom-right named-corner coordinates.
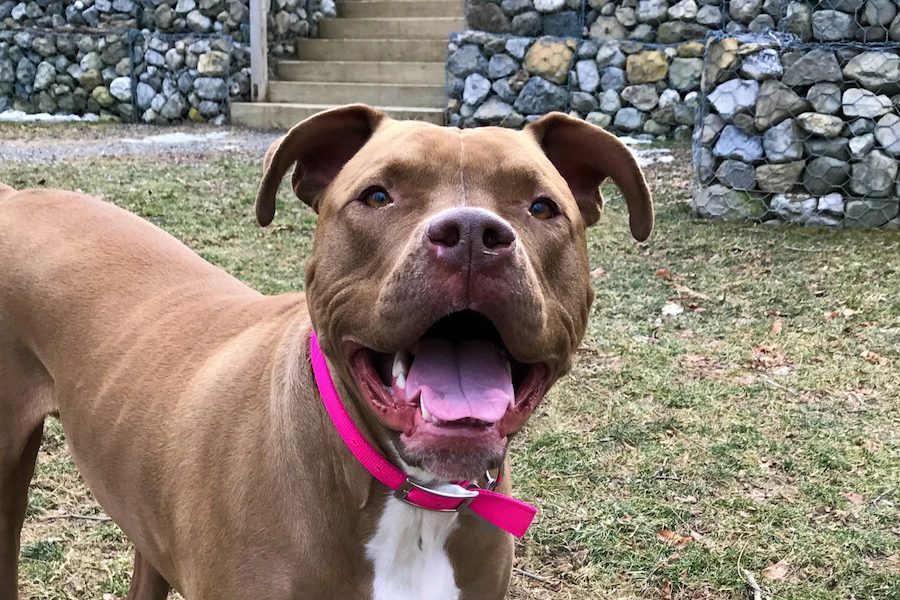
top-left (0, 124), bottom-right (281, 162)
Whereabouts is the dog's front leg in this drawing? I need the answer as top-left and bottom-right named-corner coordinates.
top-left (126, 550), bottom-right (171, 600)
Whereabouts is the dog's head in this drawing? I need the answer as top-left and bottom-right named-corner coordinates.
top-left (257, 104), bottom-right (652, 482)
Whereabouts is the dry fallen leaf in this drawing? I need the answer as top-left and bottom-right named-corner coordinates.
top-left (661, 579), bottom-right (673, 600)
top-left (825, 308), bottom-right (857, 320)
top-left (590, 266), bottom-right (608, 280)
top-left (657, 529), bottom-right (692, 549)
top-left (861, 350), bottom-right (889, 366)
top-left (761, 559), bottom-right (790, 580)
top-left (771, 320), bottom-right (783, 335)
top-left (655, 267), bottom-right (672, 279)
top-left (846, 491), bottom-right (865, 506)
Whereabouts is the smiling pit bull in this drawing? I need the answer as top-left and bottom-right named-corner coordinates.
top-left (0, 104), bottom-right (652, 600)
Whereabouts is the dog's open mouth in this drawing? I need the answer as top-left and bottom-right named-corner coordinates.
top-left (345, 310), bottom-right (551, 478)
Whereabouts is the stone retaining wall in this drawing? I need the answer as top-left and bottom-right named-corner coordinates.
top-left (692, 34), bottom-right (900, 228)
top-left (447, 30), bottom-right (701, 138)
top-left (0, 0), bottom-right (329, 122)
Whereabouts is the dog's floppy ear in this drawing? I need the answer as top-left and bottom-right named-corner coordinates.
top-left (525, 112), bottom-right (653, 241)
top-left (256, 104), bottom-right (386, 226)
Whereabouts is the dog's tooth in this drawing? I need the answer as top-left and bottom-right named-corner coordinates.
top-left (421, 402), bottom-right (434, 423)
top-left (392, 351), bottom-right (409, 381)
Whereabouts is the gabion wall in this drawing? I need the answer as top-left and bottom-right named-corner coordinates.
top-left (447, 30), bottom-right (699, 138)
top-left (0, 0), bottom-right (331, 122)
top-left (693, 33), bottom-right (900, 228)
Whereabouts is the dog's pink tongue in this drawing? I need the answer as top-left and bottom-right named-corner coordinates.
top-left (406, 339), bottom-right (513, 423)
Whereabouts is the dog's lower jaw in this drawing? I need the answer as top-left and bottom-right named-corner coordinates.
top-left (365, 496), bottom-right (460, 600)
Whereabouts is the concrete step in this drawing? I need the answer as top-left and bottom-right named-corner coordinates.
top-left (268, 81), bottom-right (445, 107)
top-left (337, 0), bottom-right (464, 18)
top-left (318, 17), bottom-right (464, 39)
top-left (231, 102), bottom-right (444, 129)
top-left (277, 60), bottom-right (445, 85)
top-left (296, 38), bottom-right (448, 62)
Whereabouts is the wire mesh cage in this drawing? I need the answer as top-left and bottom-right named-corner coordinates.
top-left (693, 30), bottom-right (900, 227)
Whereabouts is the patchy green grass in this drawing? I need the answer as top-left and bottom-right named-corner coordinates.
top-left (2, 136), bottom-right (898, 600)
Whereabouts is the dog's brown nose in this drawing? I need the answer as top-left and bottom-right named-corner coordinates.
top-left (425, 208), bottom-right (516, 269)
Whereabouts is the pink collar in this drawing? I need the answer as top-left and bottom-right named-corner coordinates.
top-left (310, 331), bottom-right (537, 538)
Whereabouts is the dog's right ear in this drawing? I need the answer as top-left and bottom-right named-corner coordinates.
top-left (255, 104), bottom-right (386, 226)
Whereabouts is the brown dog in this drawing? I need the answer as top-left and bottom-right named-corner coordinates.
top-left (0, 105), bottom-right (651, 599)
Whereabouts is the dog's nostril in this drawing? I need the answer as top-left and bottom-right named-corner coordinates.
top-left (483, 225), bottom-right (514, 250)
top-left (427, 221), bottom-right (461, 248)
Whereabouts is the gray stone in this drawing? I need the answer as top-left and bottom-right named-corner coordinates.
top-left (575, 60), bottom-right (600, 92)
top-left (782, 48), bottom-right (841, 86)
top-left (467, 2), bottom-right (510, 32)
top-left (501, 0), bottom-right (531, 13)
top-left (757, 162), bottom-right (806, 193)
top-left (748, 13), bottom-right (775, 31)
top-left (864, 0), bottom-right (897, 26)
top-left (812, 10), bottom-right (856, 41)
top-left (586, 111), bottom-right (612, 128)
top-left (473, 97), bottom-right (514, 122)
top-left (763, 119), bottom-right (803, 162)
top-left (740, 49), bottom-right (783, 80)
top-left (32, 61), bottom-right (55, 91)
top-left (714, 125), bottom-right (764, 161)
top-left (729, 0), bottom-right (761, 22)
top-left (849, 133), bottom-right (876, 159)
top-left (613, 107), bottom-right (645, 132)
top-left (616, 5), bottom-right (637, 25)
top-left (600, 66), bottom-right (626, 91)
top-left (154, 4), bottom-right (175, 28)
top-left (696, 4), bottom-right (722, 25)
top-left (145, 50), bottom-right (166, 67)
top-left (578, 41), bottom-right (599, 59)
top-left (198, 51), bottom-right (229, 76)
top-left (513, 76), bottom-right (567, 114)
top-left (844, 199), bottom-right (900, 227)
top-left (109, 76), bottom-right (131, 102)
top-left (783, 0), bottom-right (812, 39)
top-left (159, 92), bottom-right (186, 119)
top-left (164, 48), bottom-right (184, 71)
top-left (693, 184), bottom-right (767, 219)
top-left (491, 78), bottom-right (517, 103)
top-left (696, 146), bottom-right (716, 183)
top-left (511, 11), bottom-right (542, 35)
top-left (797, 112), bottom-right (844, 137)
top-left (534, 0), bottom-right (564, 12)
top-left (599, 89), bottom-right (621, 113)
top-left (821, 0), bottom-right (864, 10)
top-left (543, 11), bottom-right (580, 36)
top-left (842, 88), bottom-right (892, 119)
top-left (843, 51), bottom-right (900, 93)
top-left (891, 12), bottom-right (900, 40)
top-left (505, 38), bottom-right (531, 60)
top-left (637, 0), bottom-right (668, 22)
top-left (850, 149), bottom-right (898, 196)
top-left (657, 21), bottom-right (709, 43)
top-left (849, 118), bottom-right (876, 135)
top-left (489, 54), bottom-right (517, 79)
top-left (716, 159), bottom-right (756, 189)
top-left (804, 137), bottom-right (850, 161)
top-left (135, 81), bottom-right (155, 109)
top-left (699, 113), bottom-right (725, 145)
top-left (643, 119), bottom-right (670, 136)
top-left (621, 84), bottom-right (658, 111)
top-left (595, 43), bottom-right (625, 68)
top-left (818, 192), bottom-right (844, 214)
top-left (175, 0), bottom-right (195, 13)
top-left (770, 193), bottom-right (818, 223)
top-left (186, 9), bottom-right (212, 31)
top-left (803, 156), bottom-right (850, 194)
top-left (78, 68), bottom-right (104, 91)
top-left (589, 16), bottom-right (627, 40)
top-left (875, 113), bottom-right (900, 156)
top-left (630, 23), bottom-right (657, 41)
top-left (463, 73), bottom-right (491, 105)
top-left (448, 45), bottom-right (488, 78)
top-left (709, 78), bottom-right (759, 118)
top-left (668, 57), bottom-right (702, 91)
top-left (668, 0), bottom-right (697, 19)
top-left (806, 83), bottom-right (841, 115)
top-left (570, 91), bottom-right (599, 112)
top-left (194, 77), bottom-right (228, 100)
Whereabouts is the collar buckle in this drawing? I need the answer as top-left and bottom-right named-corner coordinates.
top-left (394, 478), bottom-right (479, 513)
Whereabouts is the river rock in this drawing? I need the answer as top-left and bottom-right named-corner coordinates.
top-left (709, 78), bottom-right (759, 118)
top-left (850, 149), bottom-right (898, 196)
top-left (797, 112), bottom-right (844, 137)
top-left (763, 118), bottom-right (803, 162)
top-left (843, 51), bottom-right (900, 93)
top-left (803, 156), bottom-right (850, 194)
top-left (757, 161), bottom-right (805, 193)
top-left (782, 48), bottom-right (841, 86)
top-left (716, 159), bottom-right (756, 189)
top-left (714, 124), bottom-right (764, 161)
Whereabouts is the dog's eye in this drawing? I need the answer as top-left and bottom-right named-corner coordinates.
top-left (361, 187), bottom-right (393, 209)
top-left (529, 198), bottom-right (558, 220)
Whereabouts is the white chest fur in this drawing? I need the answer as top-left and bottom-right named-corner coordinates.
top-left (365, 496), bottom-right (460, 600)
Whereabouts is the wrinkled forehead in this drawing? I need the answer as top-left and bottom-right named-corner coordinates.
top-left (339, 121), bottom-right (567, 199)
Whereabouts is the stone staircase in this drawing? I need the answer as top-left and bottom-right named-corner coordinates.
top-left (231, 1), bottom-right (464, 129)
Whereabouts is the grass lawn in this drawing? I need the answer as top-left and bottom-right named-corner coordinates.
top-left (1, 127), bottom-right (898, 600)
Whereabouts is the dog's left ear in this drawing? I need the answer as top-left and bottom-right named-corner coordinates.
top-left (256, 104), bottom-right (386, 226)
top-left (525, 112), bottom-right (653, 241)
